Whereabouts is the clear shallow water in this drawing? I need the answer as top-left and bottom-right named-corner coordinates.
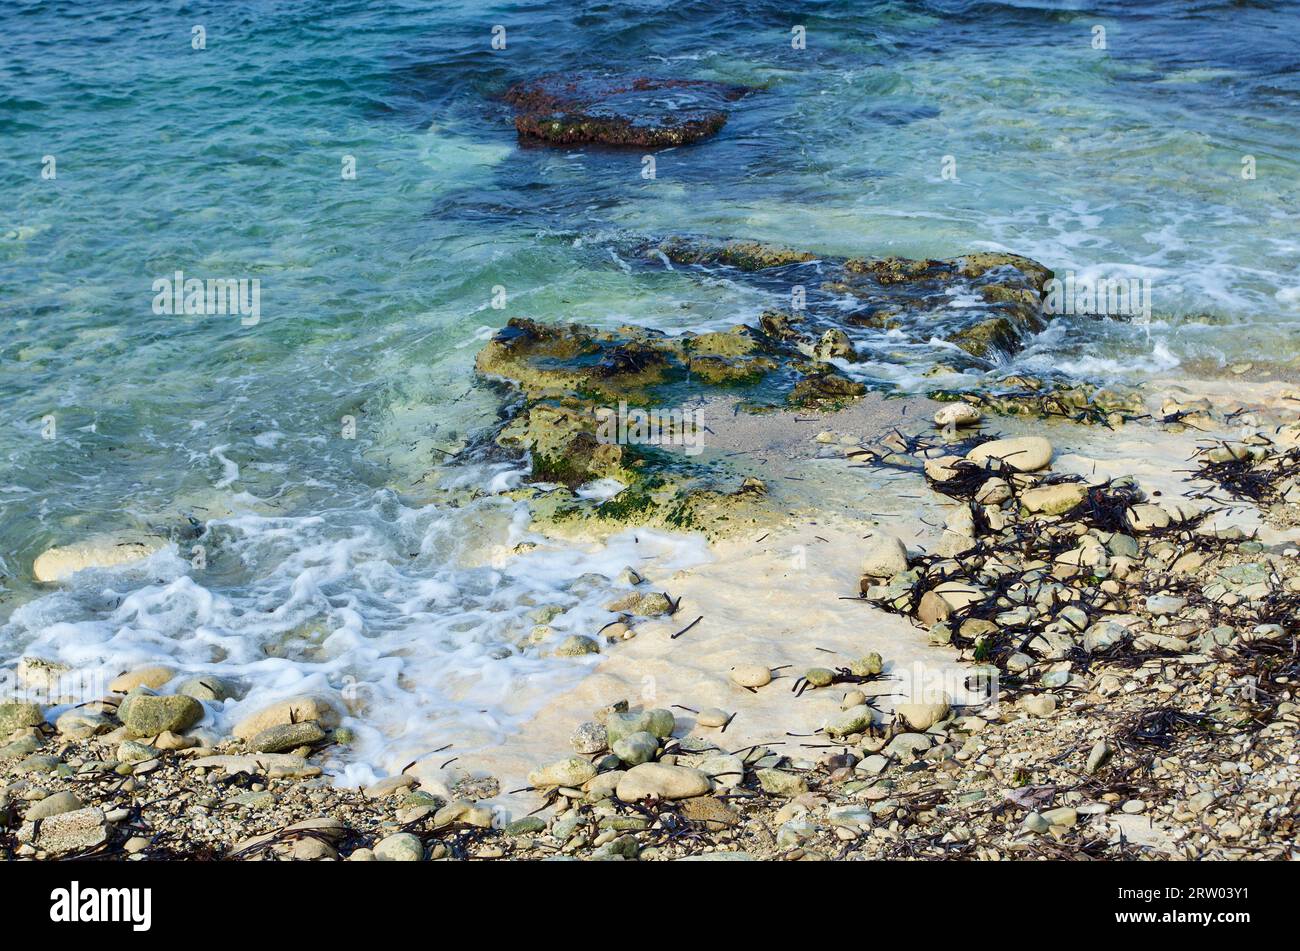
top-left (1, 0), bottom-right (1297, 778)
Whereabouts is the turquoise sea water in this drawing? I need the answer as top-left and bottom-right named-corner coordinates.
top-left (1, 1), bottom-right (1297, 777)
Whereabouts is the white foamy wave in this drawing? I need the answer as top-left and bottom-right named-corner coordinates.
top-left (0, 489), bottom-right (711, 787)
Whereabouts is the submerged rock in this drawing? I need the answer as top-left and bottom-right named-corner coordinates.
top-left (505, 71), bottom-right (751, 148)
top-left (470, 238), bottom-right (1055, 541)
top-left (32, 536), bottom-right (165, 583)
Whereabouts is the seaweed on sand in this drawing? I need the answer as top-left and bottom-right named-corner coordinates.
top-left (1189, 442), bottom-right (1300, 504)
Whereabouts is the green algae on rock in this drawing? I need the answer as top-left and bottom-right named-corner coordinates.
top-left (473, 309), bottom-right (872, 536)
top-left (653, 238), bottom-right (1055, 364)
top-left (471, 238), bottom-right (1062, 537)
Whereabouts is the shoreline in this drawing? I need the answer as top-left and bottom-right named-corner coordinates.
top-left (4, 363), bottom-right (1298, 860)
top-left (4, 244), bottom-right (1300, 861)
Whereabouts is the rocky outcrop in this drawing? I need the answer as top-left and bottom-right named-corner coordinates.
top-left (470, 238), bottom-right (1059, 538)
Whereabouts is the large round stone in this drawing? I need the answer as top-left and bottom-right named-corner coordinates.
top-left (967, 436), bottom-right (1053, 472)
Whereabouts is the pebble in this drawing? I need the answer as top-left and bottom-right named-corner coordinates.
top-left (696, 707), bottom-right (730, 728)
top-left (967, 435), bottom-right (1053, 472)
top-left (615, 763), bottom-right (712, 800)
top-left (249, 721), bottom-right (327, 753)
top-left (569, 720), bottom-right (608, 753)
top-left (825, 704), bottom-right (875, 738)
top-left (895, 700), bottom-right (950, 731)
top-left (374, 832), bottom-right (425, 862)
top-left (1041, 806), bottom-right (1078, 828)
top-left (231, 695), bottom-right (340, 742)
top-left (756, 768), bottom-right (809, 798)
top-left (861, 533), bottom-right (909, 578)
top-left (730, 664), bottom-right (772, 688)
top-left (18, 806), bottom-right (107, 854)
top-left (554, 634), bottom-right (600, 657)
top-left (605, 708), bottom-right (675, 744)
top-left (364, 775), bottom-right (417, 798)
top-left (884, 733), bottom-right (932, 759)
top-left (177, 675), bottom-right (234, 702)
top-left (109, 665), bottom-right (175, 693)
top-left (119, 693), bottom-right (203, 737)
top-left (26, 790), bottom-right (83, 821)
top-left (1086, 741), bottom-right (1113, 774)
top-left (55, 709), bottom-right (112, 740)
top-left (1018, 694), bottom-right (1057, 718)
top-left (934, 402), bottom-right (982, 428)
top-left (612, 731), bottom-right (660, 766)
top-left (1023, 812), bottom-right (1050, 834)
top-left (1020, 482), bottom-right (1087, 515)
top-left (0, 702), bottom-right (44, 736)
top-left (528, 757), bottom-right (597, 790)
top-left (116, 740), bottom-right (158, 765)
top-left (696, 754), bottom-right (746, 789)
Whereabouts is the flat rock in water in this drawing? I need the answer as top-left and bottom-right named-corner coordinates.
top-left (32, 537), bottom-right (163, 583)
top-left (505, 71), bottom-right (751, 147)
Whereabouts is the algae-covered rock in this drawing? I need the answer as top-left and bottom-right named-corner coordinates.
top-left (120, 693), bottom-right (203, 737)
top-left (658, 236), bottom-right (816, 271)
top-left (471, 238), bottom-right (1056, 541)
top-left (505, 72), bottom-right (751, 148)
